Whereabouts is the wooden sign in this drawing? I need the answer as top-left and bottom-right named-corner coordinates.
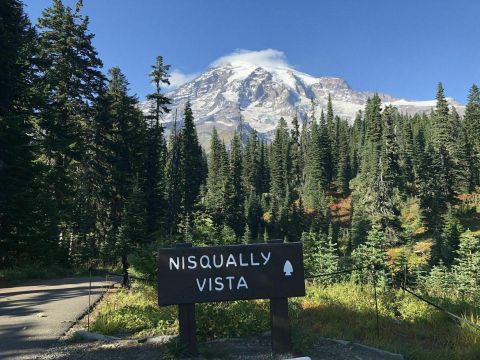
top-left (157, 242), bottom-right (305, 306)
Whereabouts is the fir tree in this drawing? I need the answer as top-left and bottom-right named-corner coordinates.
top-left (93, 67), bottom-right (145, 262)
top-left (382, 106), bottom-right (401, 189)
top-left (319, 110), bottom-right (333, 187)
top-left (225, 132), bottom-right (244, 236)
top-left (205, 128), bottom-right (227, 222)
top-left (165, 113), bottom-right (182, 236)
top-left (243, 129), bottom-right (260, 194)
top-left (37, 0), bottom-right (105, 263)
top-left (431, 82), bottom-right (450, 149)
top-left (464, 84), bottom-right (480, 188)
top-left (352, 222), bottom-right (387, 281)
top-left (303, 120), bottom-right (327, 213)
top-left (143, 55), bottom-right (171, 241)
top-left (439, 206), bottom-right (463, 266)
top-left (243, 224), bottom-right (252, 244)
top-left (270, 117), bottom-right (291, 207)
top-left (180, 101), bottom-right (204, 215)
top-left (400, 118), bottom-right (416, 189)
top-left (117, 178), bottom-right (147, 286)
top-left (425, 261), bottom-right (454, 297)
top-left (452, 230), bottom-right (480, 299)
top-left (335, 119), bottom-right (350, 194)
top-left (0, 0), bottom-right (57, 265)
top-left (290, 115), bottom-right (302, 195)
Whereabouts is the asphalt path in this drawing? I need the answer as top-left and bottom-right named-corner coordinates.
top-left (0, 276), bottom-right (119, 359)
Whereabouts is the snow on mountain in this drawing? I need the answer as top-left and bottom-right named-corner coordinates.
top-left (140, 49), bottom-right (463, 147)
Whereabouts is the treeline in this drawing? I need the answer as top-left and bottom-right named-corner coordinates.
top-left (0, 0), bottom-right (207, 274)
top-left (1, 1), bottom-right (479, 298)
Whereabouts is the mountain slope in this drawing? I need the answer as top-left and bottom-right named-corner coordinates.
top-left (140, 58), bottom-right (462, 147)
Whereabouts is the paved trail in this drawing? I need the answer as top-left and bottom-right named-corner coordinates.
top-left (0, 277), bottom-right (119, 359)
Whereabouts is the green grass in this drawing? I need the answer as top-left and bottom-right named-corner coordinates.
top-left (91, 282), bottom-right (480, 360)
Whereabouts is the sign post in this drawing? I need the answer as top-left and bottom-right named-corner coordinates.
top-left (158, 241), bottom-right (305, 355)
top-left (270, 297), bottom-right (290, 353)
top-left (267, 239), bottom-right (291, 354)
top-left (175, 243), bottom-right (197, 355)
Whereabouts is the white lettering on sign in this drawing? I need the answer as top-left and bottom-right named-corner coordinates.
top-left (196, 276), bottom-right (249, 292)
top-left (200, 255), bottom-right (212, 269)
top-left (170, 257), bottom-right (180, 270)
top-left (168, 252), bottom-right (272, 271)
top-left (226, 254), bottom-right (237, 267)
top-left (188, 256), bottom-right (196, 269)
top-left (213, 254), bottom-right (223, 268)
top-left (261, 252), bottom-right (271, 265)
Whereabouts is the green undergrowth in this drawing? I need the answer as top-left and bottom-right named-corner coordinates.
top-left (92, 282), bottom-right (480, 360)
top-left (0, 264), bottom-right (72, 284)
top-left (0, 264), bottom-right (119, 285)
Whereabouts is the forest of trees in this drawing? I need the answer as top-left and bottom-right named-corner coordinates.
top-left (1, 1), bottom-right (479, 299)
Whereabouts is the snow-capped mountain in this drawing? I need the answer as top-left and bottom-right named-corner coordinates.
top-left (140, 50), bottom-right (462, 147)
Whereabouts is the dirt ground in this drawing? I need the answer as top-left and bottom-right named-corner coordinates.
top-left (36, 333), bottom-right (404, 360)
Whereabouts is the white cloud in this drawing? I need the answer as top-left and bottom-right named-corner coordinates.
top-left (166, 69), bottom-right (198, 90)
top-left (211, 49), bottom-right (292, 70)
top-left (164, 49), bottom-right (291, 90)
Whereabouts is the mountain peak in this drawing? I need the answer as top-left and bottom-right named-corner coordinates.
top-left (142, 50), bottom-right (463, 148)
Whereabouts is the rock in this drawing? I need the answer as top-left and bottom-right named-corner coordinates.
top-left (72, 330), bottom-right (120, 342)
top-left (141, 335), bottom-right (177, 344)
top-left (37, 313), bottom-right (47, 317)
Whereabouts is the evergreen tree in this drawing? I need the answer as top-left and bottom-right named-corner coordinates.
top-left (117, 178), bottom-right (147, 284)
top-left (382, 106), bottom-right (401, 189)
top-left (270, 117), bottom-right (291, 206)
top-left (290, 115), bottom-right (302, 195)
top-left (464, 84), bottom-right (480, 188)
top-left (439, 206), bottom-right (463, 266)
top-left (326, 94), bottom-right (336, 181)
top-left (425, 261), bottom-right (454, 297)
top-left (319, 110), bottom-right (333, 187)
top-left (143, 56), bottom-right (171, 241)
top-left (417, 144), bottom-right (453, 233)
top-left (447, 107), bottom-right (470, 193)
top-left (431, 83), bottom-right (450, 149)
top-left (243, 129), bottom-right (260, 194)
top-left (303, 120), bottom-right (326, 212)
top-left (0, 0), bottom-right (57, 266)
top-left (301, 230), bottom-right (338, 282)
top-left (400, 118), bottom-right (416, 189)
top-left (225, 132), bottom-right (244, 236)
top-left (146, 56), bottom-right (171, 125)
top-left (205, 128), bottom-right (227, 222)
top-left (94, 67), bottom-right (145, 263)
top-left (335, 119), bottom-right (350, 194)
top-left (258, 140), bottom-right (270, 195)
top-left (243, 224), bottom-right (252, 244)
top-left (453, 230), bottom-right (480, 299)
top-left (352, 222), bottom-right (387, 281)
top-left (36, 0), bottom-right (105, 263)
top-left (180, 101), bottom-right (204, 216)
top-left (165, 113), bottom-right (182, 236)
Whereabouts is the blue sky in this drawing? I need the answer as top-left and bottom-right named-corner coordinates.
top-left (23, 0), bottom-right (480, 103)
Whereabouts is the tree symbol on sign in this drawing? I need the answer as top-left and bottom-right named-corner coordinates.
top-left (283, 260), bottom-right (293, 276)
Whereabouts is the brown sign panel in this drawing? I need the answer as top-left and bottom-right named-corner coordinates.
top-left (157, 242), bottom-right (305, 306)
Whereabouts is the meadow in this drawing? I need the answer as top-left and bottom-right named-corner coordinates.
top-left (91, 281), bottom-right (480, 360)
